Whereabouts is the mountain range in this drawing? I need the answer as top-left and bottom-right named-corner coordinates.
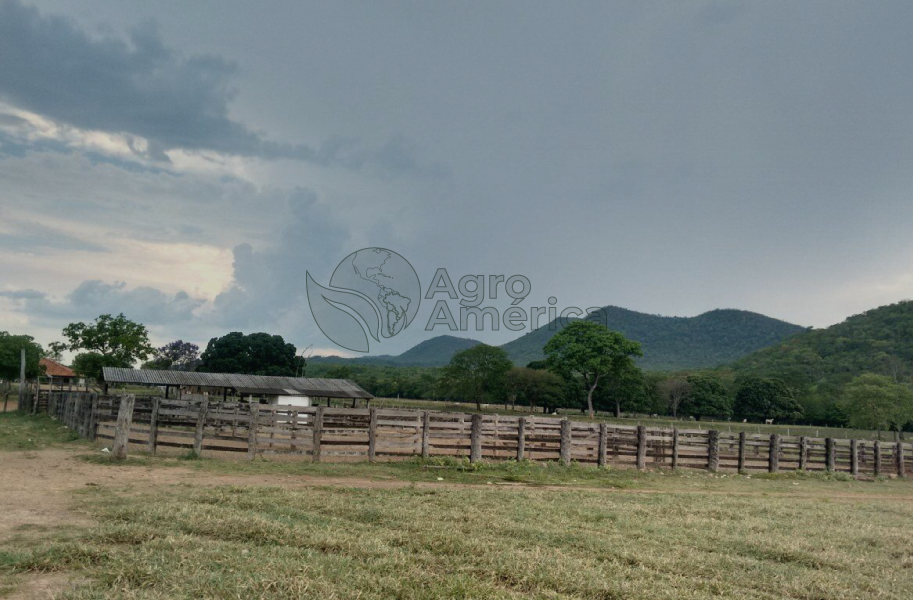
top-left (310, 305), bottom-right (807, 371)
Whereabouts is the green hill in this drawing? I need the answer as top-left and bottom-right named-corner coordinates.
top-left (729, 300), bottom-right (913, 385)
top-left (312, 306), bottom-right (804, 371)
top-left (309, 335), bottom-right (481, 368)
top-left (501, 306), bottom-right (805, 370)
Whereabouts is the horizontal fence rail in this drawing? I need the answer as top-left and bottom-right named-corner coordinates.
top-left (46, 391), bottom-right (913, 477)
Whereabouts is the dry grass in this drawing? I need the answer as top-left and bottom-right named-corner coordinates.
top-left (2, 461), bottom-right (912, 599)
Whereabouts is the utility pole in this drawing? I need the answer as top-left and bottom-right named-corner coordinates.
top-left (18, 348), bottom-right (26, 410)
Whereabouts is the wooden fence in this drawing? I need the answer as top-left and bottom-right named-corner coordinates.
top-left (46, 392), bottom-right (913, 477)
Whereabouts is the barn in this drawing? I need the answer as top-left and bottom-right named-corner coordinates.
top-left (101, 368), bottom-right (373, 407)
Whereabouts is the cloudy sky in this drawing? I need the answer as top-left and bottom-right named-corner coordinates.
top-left (2, 0), bottom-right (913, 358)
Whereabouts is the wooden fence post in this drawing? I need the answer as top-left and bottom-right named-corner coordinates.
top-left (193, 397), bottom-right (210, 456)
top-left (874, 441), bottom-right (882, 477)
top-left (897, 442), bottom-right (906, 478)
top-left (708, 430), bottom-right (720, 472)
top-left (825, 437), bottom-right (835, 473)
top-left (517, 417), bottom-right (527, 461)
top-left (88, 394), bottom-right (99, 441)
top-left (247, 402), bottom-right (259, 460)
top-left (313, 406), bottom-right (324, 462)
top-left (559, 419), bottom-right (572, 466)
top-left (799, 436), bottom-right (808, 470)
top-left (289, 410), bottom-right (298, 453)
top-left (768, 434), bottom-right (780, 473)
top-left (850, 439), bottom-right (859, 479)
top-left (636, 425), bottom-right (647, 471)
top-left (597, 422), bottom-right (607, 467)
top-left (737, 431), bottom-right (746, 473)
top-left (421, 411), bottom-right (431, 459)
top-left (148, 397), bottom-right (160, 455)
top-left (368, 407), bottom-right (378, 462)
top-left (111, 394), bottom-right (136, 461)
top-left (672, 428), bottom-right (680, 470)
top-left (470, 414), bottom-right (482, 463)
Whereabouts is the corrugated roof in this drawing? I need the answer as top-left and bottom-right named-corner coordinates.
top-left (101, 368), bottom-right (373, 399)
top-left (41, 358), bottom-right (77, 378)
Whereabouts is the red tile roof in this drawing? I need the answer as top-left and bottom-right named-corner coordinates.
top-left (40, 358), bottom-right (77, 378)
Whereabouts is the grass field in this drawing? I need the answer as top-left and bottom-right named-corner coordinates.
top-left (1, 413), bottom-right (913, 599)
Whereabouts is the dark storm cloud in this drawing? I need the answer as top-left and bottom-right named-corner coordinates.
top-left (0, 0), bottom-right (442, 177)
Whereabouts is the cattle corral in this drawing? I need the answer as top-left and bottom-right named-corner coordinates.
top-left (45, 391), bottom-right (913, 477)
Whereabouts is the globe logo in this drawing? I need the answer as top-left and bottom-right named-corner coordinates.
top-left (306, 248), bottom-right (421, 352)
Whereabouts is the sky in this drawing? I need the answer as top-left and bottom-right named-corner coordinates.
top-left (1, 0), bottom-right (913, 360)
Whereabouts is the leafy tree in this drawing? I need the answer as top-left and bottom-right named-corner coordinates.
top-left (506, 367), bottom-right (564, 412)
top-left (443, 344), bottom-right (513, 410)
top-left (734, 377), bottom-right (802, 423)
top-left (199, 332), bottom-right (300, 376)
top-left (45, 341), bottom-right (67, 362)
top-left (594, 360), bottom-right (650, 417)
top-left (841, 374), bottom-right (913, 438)
top-left (657, 378), bottom-right (691, 418)
top-left (61, 314), bottom-right (153, 380)
top-left (544, 321), bottom-right (642, 418)
top-left (0, 332), bottom-right (43, 380)
top-left (144, 340), bottom-right (200, 371)
top-left (324, 365), bottom-right (353, 380)
top-left (681, 374), bottom-right (731, 420)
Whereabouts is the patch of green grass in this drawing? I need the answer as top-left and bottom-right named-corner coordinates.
top-left (4, 478), bottom-right (913, 599)
top-left (0, 412), bottom-right (82, 451)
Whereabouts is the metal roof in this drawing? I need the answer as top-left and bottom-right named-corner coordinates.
top-left (101, 368), bottom-right (373, 399)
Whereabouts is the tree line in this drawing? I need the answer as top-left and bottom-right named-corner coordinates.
top-left (3, 313), bottom-right (911, 436)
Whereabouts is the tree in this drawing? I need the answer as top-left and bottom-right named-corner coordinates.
top-left (734, 377), bottom-right (803, 423)
top-left (506, 367), bottom-right (564, 412)
top-left (45, 341), bottom-right (67, 362)
top-left (443, 344), bottom-right (513, 410)
top-left (657, 378), bottom-right (691, 418)
top-left (144, 340), bottom-right (200, 371)
top-left (594, 360), bottom-right (649, 417)
top-left (325, 365), bottom-right (353, 380)
top-left (0, 332), bottom-right (43, 380)
top-left (199, 332), bottom-right (300, 376)
top-left (681, 374), bottom-right (731, 420)
top-left (60, 314), bottom-right (153, 380)
top-left (543, 321), bottom-right (642, 418)
top-left (841, 374), bottom-right (913, 439)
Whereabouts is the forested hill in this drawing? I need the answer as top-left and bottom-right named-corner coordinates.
top-left (312, 306), bottom-right (804, 371)
top-left (309, 335), bottom-right (482, 367)
top-left (728, 301), bottom-right (913, 384)
top-left (500, 306), bottom-right (806, 370)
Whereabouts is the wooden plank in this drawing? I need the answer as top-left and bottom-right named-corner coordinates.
top-left (111, 395), bottom-right (136, 461)
top-left (559, 419), bottom-right (571, 466)
top-left (368, 407), bottom-right (378, 462)
top-left (148, 398), bottom-right (160, 455)
top-left (421, 411), bottom-right (430, 459)
top-left (897, 441), bottom-right (906, 478)
top-left (825, 438), bottom-right (835, 473)
top-left (874, 441), bottom-right (882, 477)
top-left (470, 414), bottom-right (482, 463)
top-left (737, 431), bottom-right (746, 472)
top-left (313, 406), bottom-right (324, 463)
top-left (799, 436), bottom-right (808, 470)
top-left (769, 434), bottom-right (780, 473)
top-left (635, 425), bottom-right (647, 470)
top-left (597, 422), bottom-right (607, 467)
top-left (247, 404), bottom-right (259, 460)
top-left (672, 428), bottom-right (680, 470)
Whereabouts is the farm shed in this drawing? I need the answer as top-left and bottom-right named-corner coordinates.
top-left (101, 367), bottom-right (373, 405)
top-left (40, 358), bottom-right (79, 388)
